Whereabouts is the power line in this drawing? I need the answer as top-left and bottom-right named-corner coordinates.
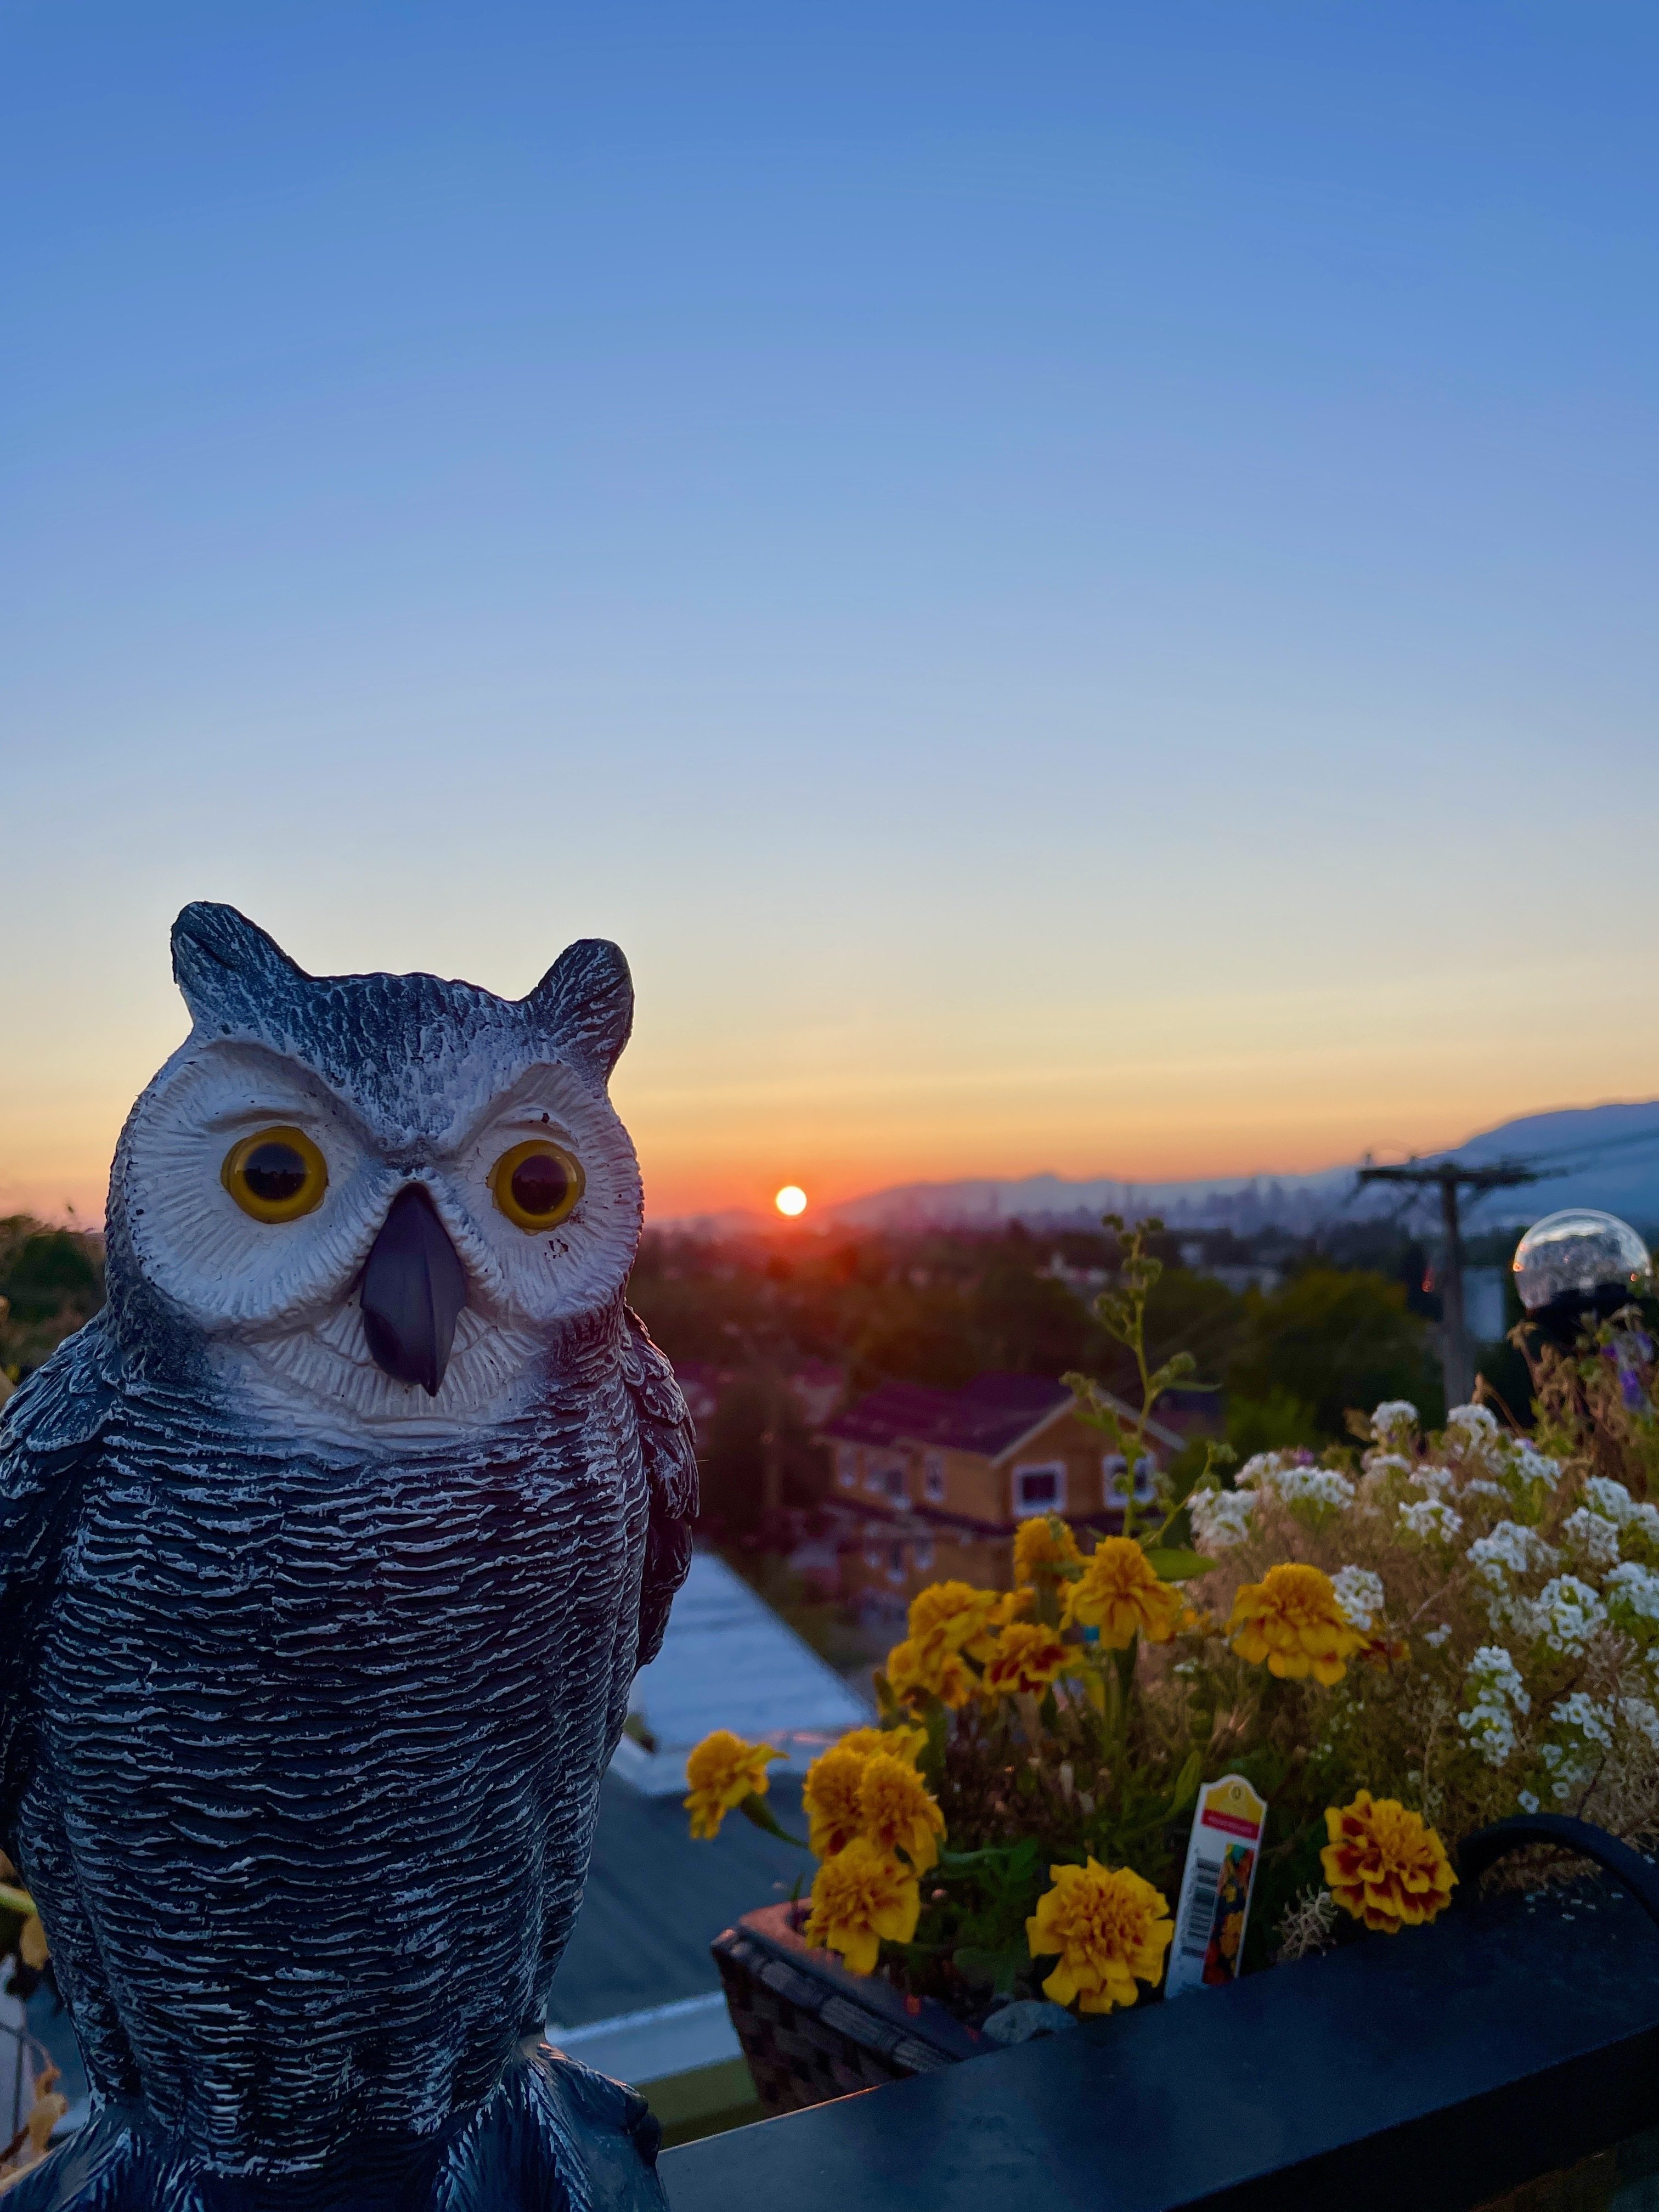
top-left (1355, 1160), bottom-right (1543, 1408)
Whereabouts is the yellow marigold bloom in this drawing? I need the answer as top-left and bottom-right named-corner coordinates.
top-left (983, 1621), bottom-right (1071, 1697)
top-left (684, 1729), bottom-right (784, 1841)
top-left (1014, 1514), bottom-right (1081, 1583)
top-left (992, 1587), bottom-right (1033, 1626)
top-left (859, 1753), bottom-right (947, 1871)
top-left (1227, 1562), bottom-right (1364, 1685)
top-left (836, 1723), bottom-right (927, 1765)
top-left (907, 1580), bottom-right (1003, 1662)
top-left (805, 1838), bottom-right (921, 1974)
top-left (803, 1745), bottom-right (868, 1857)
top-left (887, 1635), bottom-right (975, 1710)
top-left (1026, 1858), bottom-right (1174, 2014)
top-left (1062, 1537), bottom-right (1184, 1648)
top-left (1321, 1791), bottom-right (1457, 1932)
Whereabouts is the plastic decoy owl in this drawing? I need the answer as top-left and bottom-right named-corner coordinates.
top-left (0, 905), bottom-right (697, 2211)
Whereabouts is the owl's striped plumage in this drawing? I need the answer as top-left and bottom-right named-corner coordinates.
top-left (0, 906), bottom-right (696, 2211)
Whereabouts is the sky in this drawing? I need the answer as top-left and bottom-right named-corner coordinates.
top-left (3, 1), bottom-right (1657, 1224)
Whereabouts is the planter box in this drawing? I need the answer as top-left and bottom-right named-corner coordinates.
top-left (710, 1903), bottom-right (988, 2114)
top-left (679, 1879), bottom-right (1659, 2212)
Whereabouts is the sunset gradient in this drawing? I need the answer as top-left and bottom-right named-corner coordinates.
top-left (3, 2), bottom-right (1657, 1227)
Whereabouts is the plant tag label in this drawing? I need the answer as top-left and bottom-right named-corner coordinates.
top-left (1165, 1773), bottom-right (1267, 1999)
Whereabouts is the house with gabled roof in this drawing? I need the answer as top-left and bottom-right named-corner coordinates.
top-left (817, 1372), bottom-right (1187, 1612)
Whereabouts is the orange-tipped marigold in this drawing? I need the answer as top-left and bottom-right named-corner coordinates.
top-left (1026, 1858), bottom-right (1173, 2014)
top-left (803, 1745), bottom-right (870, 1858)
top-left (835, 1723), bottom-right (927, 1765)
top-left (1062, 1538), bottom-right (1184, 1648)
top-left (1227, 1562), bottom-right (1364, 1684)
top-left (983, 1621), bottom-right (1071, 1697)
top-left (805, 1838), bottom-right (921, 1974)
top-left (684, 1730), bottom-right (785, 1840)
top-left (906, 1581), bottom-right (1003, 1662)
top-left (859, 1754), bottom-right (946, 1872)
top-left (886, 1635), bottom-right (975, 1709)
top-left (1321, 1791), bottom-right (1456, 1932)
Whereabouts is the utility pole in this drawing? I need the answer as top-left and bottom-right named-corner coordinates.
top-left (1355, 1159), bottom-right (1541, 1409)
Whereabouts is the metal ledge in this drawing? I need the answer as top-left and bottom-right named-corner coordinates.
top-left (662, 1883), bottom-right (1659, 2212)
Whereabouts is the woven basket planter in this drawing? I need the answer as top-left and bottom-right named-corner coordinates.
top-left (710, 1903), bottom-right (988, 2116)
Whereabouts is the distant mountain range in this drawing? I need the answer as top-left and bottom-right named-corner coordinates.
top-left (661, 1101), bottom-right (1659, 1239)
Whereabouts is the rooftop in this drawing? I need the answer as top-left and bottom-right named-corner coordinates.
top-left (822, 1371), bottom-right (1182, 1459)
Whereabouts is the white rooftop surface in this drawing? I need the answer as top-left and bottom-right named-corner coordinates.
top-left (614, 1549), bottom-right (870, 1798)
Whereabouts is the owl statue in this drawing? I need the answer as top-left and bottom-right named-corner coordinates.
top-left (0, 904), bottom-right (698, 2212)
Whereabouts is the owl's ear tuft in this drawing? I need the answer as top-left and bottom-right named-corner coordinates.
top-left (171, 903), bottom-right (310, 1029)
top-left (521, 939), bottom-right (634, 1081)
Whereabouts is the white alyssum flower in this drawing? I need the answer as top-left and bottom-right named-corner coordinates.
top-left (1370, 1399), bottom-right (1419, 1440)
top-left (1446, 1404), bottom-right (1500, 1445)
top-left (1623, 1502), bottom-right (1659, 1549)
top-left (1602, 1560), bottom-right (1659, 1630)
top-left (1562, 1508), bottom-right (1623, 1570)
top-left (1517, 1790), bottom-right (1541, 1814)
top-left (1468, 1521), bottom-right (1557, 1589)
top-left (1553, 1690), bottom-right (1615, 1748)
top-left (1239, 1453), bottom-right (1355, 1515)
top-left (1459, 1645), bottom-right (1531, 1769)
top-left (1463, 1478), bottom-right (1506, 1499)
top-left (1331, 1566), bottom-right (1385, 1633)
top-left (1399, 1498), bottom-right (1462, 1542)
top-left (1621, 1697), bottom-right (1659, 1748)
top-left (1406, 1463), bottom-right (1455, 1498)
top-left (1363, 1450), bottom-right (1415, 1481)
top-left (1534, 1576), bottom-right (1608, 1657)
top-left (1424, 1624), bottom-right (1452, 1647)
top-left (1585, 1476), bottom-right (1637, 1526)
top-left (1189, 1487), bottom-right (1255, 1550)
top-left (1508, 1442), bottom-right (1561, 1493)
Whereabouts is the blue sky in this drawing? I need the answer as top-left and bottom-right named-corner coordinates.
top-left (3, 1), bottom-right (1657, 1218)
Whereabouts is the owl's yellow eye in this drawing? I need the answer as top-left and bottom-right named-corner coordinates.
top-left (221, 1127), bottom-right (328, 1224)
top-left (492, 1138), bottom-right (584, 1232)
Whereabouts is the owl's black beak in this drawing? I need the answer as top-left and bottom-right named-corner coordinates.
top-left (359, 1184), bottom-right (469, 1397)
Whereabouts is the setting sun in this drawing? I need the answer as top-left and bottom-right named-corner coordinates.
top-left (774, 1184), bottom-right (808, 1217)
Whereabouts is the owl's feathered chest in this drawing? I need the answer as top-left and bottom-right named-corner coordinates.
top-left (51, 1373), bottom-right (648, 1726)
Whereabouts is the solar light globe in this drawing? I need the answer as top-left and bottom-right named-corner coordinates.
top-left (1513, 1207), bottom-right (1654, 1336)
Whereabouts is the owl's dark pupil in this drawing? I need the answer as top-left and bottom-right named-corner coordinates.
top-left (510, 1153), bottom-right (570, 1218)
top-left (243, 1142), bottom-right (309, 1203)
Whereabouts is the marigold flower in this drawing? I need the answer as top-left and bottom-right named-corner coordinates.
top-left (803, 1745), bottom-right (870, 1857)
top-left (1014, 1514), bottom-right (1082, 1583)
top-left (886, 1635), bottom-right (976, 1709)
top-left (907, 1580), bottom-right (1003, 1662)
top-left (684, 1729), bottom-right (785, 1840)
top-left (836, 1723), bottom-right (927, 1765)
top-left (1062, 1537), bottom-right (1184, 1648)
top-left (983, 1621), bottom-right (1071, 1697)
top-left (1320, 1790), bottom-right (1457, 1932)
top-left (1227, 1562), bottom-right (1364, 1685)
top-left (804, 1838), bottom-right (921, 1974)
top-left (1025, 1858), bottom-right (1174, 2014)
top-left (992, 1587), bottom-right (1034, 1625)
top-left (859, 1753), bottom-right (947, 1871)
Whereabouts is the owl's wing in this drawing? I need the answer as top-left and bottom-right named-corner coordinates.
top-left (0, 1311), bottom-right (115, 1859)
top-left (618, 1305), bottom-right (697, 1669)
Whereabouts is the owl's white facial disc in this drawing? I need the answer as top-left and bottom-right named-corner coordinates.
top-left (119, 1035), bottom-right (642, 1438)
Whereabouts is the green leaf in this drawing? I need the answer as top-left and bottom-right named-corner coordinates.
top-left (737, 1794), bottom-right (811, 1850)
top-left (1142, 1548), bottom-right (1217, 1582)
top-left (1169, 1748), bottom-right (1203, 1814)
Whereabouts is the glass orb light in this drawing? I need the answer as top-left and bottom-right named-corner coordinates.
top-left (1513, 1207), bottom-right (1654, 1330)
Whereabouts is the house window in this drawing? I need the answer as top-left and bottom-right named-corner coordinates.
top-left (835, 1445), bottom-right (859, 1491)
top-left (913, 1539), bottom-right (935, 1574)
top-left (887, 1543), bottom-right (907, 1585)
top-left (867, 1457), bottom-right (906, 1500)
top-left (923, 1452), bottom-right (946, 1504)
top-left (1103, 1454), bottom-right (1156, 1508)
top-left (1013, 1463), bottom-right (1066, 1519)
